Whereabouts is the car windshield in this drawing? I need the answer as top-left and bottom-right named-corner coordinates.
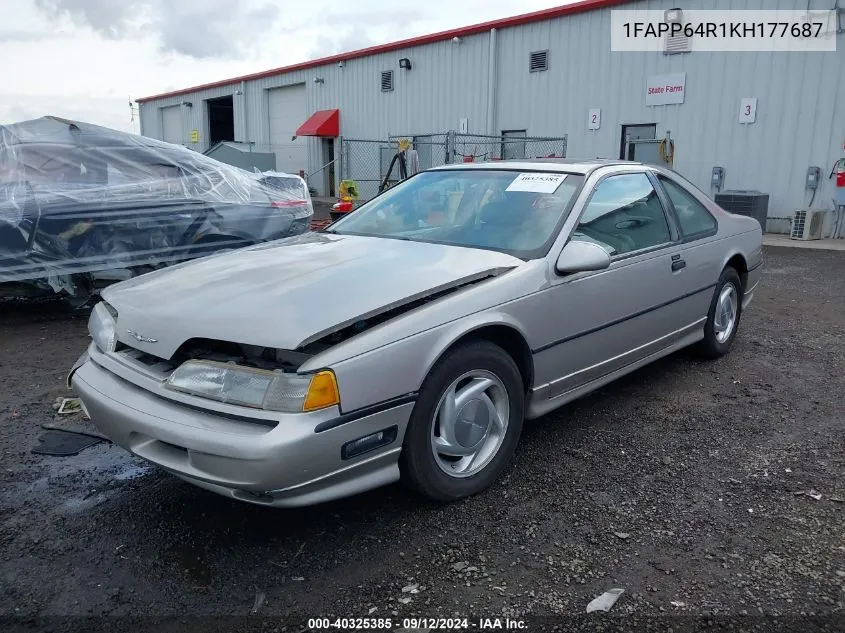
top-left (327, 169), bottom-right (584, 258)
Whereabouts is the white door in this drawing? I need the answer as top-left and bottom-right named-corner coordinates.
top-left (267, 85), bottom-right (307, 175)
top-left (161, 106), bottom-right (182, 144)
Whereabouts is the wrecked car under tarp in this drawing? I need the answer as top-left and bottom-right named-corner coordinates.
top-left (0, 116), bottom-right (313, 300)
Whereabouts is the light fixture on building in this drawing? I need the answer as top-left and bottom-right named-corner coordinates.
top-left (399, 57), bottom-right (412, 70)
top-left (665, 7), bottom-right (682, 21)
top-left (452, 36), bottom-right (462, 45)
top-left (180, 100), bottom-right (192, 107)
top-left (313, 76), bottom-right (325, 84)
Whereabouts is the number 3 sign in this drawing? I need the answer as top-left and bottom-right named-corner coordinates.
top-left (739, 98), bottom-right (758, 124)
top-left (588, 108), bottom-right (601, 130)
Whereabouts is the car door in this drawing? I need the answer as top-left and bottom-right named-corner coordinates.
top-left (536, 171), bottom-right (694, 400)
top-left (652, 172), bottom-right (723, 327)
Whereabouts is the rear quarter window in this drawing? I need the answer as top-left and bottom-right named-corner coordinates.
top-left (658, 176), bottom-right (717, 238)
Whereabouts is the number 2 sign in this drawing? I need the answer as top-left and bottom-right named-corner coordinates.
top-left (739, 98), bottom-right (758, 124)
top-left (588, 108), bottom-right (601, 130)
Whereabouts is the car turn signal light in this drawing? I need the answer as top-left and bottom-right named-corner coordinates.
top-left (303, 371), bottom-right (341, 411)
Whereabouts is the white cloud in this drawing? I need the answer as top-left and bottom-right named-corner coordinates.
top-left (0, 94), bottom-right (135, 134)
top-left (36, 0), bottom-right (283, 58)
top-left (2, 0), bottom-right (576, 129)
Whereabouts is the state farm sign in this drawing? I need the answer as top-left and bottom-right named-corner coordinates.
top-left (645, 73), bottom-right (686, 106)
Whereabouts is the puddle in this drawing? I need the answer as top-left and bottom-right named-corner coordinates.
top-left (62, 492), bottom-right (112, 515)
top-left (3, 444), bottom-right (152, 515)
top-left (27, 476), bottom-right (50, 494)
top-left (114, 464), bottom-right (153, 481)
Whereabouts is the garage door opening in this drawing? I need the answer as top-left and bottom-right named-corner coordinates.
top-left (207, 96), bottom-right (235, 145)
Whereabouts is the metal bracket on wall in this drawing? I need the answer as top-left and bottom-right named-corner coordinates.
top-left (828, 0), bottom-right (844, 33)
top-left (805, 1), bottom-right (844, 33)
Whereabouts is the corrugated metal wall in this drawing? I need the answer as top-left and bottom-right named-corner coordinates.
top-left (138, 0), bottom-right (844, 228)
top-left (139, 83), bottom-right (238, 151)
top-left (495, 0), bottom-right (844, 232)
top-left (139, 31), bottom-right (492, 190)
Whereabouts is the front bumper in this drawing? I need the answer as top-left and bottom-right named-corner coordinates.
top-left (70, 353), bottom-right (414, 507)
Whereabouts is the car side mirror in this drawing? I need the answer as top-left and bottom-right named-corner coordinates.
top-left (555, 240), bottom-right (612, 274)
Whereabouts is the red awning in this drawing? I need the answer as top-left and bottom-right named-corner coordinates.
top-left (295, 109), bottom-right (340, 137)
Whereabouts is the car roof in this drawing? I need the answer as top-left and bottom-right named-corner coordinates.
top-left (429, 158), bottom-right (638, 176)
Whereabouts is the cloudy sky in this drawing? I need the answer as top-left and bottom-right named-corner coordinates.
top-left (1, 0), bottom-right (574, 133)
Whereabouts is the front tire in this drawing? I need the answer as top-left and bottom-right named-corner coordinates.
top-left (696, 266), bottom-right (743, 359)
top-left (400, 341), bottom-right (525, 502)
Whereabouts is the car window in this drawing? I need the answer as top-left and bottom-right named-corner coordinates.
top-left (17, 146), bottom-right (108, 186)
top-left (329, 169), bottom-right (584, 259)
top-left (658, 176), bottom-right (717, 238)
top-left (573, 173), bottom-right (671, 256)
top-left (261, 175), bottom-right (304, 192)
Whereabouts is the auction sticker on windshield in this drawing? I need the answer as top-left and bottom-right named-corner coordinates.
top-left (506, 172), bottom-right (567, 193)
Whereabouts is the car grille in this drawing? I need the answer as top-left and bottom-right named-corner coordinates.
top-left (114, 345), bottom-right (176, 380)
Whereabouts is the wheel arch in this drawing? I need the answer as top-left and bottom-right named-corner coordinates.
top-left (723, 251), bottom-right (748, 291)
top-left (423, 318), bottom-right (534, 395)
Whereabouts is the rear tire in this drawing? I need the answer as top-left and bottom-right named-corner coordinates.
top-left (400, 341), bottom-right (525, 502)
top-left (695, 267), bottom-right (743, 359)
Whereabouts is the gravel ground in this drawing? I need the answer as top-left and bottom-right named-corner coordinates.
top-left (0, 246), bottom-right (843, 632)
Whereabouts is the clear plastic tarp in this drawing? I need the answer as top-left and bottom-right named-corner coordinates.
top-left (0, 116), bottom-right (313, 292)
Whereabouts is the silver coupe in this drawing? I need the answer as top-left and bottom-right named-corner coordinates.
top-left (69, 160), bottom-right (763, 507)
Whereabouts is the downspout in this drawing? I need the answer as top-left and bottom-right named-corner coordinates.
top-left (239, 80), bottom-right (249, 149)
top-left (486, 28), bottom-right (497, 136)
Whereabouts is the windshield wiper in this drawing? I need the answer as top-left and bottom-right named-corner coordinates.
top-left (327, 230), bottom-right (414, 241)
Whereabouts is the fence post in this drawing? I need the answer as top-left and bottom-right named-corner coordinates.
top-left (337, 136), bottom-right (344, 185)
top-left (446, 130), bottom-right (455, 164)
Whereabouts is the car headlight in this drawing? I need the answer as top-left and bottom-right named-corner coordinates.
top-left (165, 360), bottom-right (340, 413)
top-left (88, 302), bottom-right (117, 353)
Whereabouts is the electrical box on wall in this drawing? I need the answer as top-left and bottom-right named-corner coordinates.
top-left (806, 166), bottom-right (821, 190)
top-left (711, 166), bottom-right (725, 190)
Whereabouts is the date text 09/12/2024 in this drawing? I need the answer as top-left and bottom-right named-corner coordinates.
top-left (306, 617), bottom-right (527, 629)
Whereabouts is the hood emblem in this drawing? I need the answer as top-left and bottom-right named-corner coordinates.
top-left (127, 329), bottom-right (158, 344)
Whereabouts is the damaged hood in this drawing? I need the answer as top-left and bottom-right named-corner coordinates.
top-left (102, 232), bottom-right (521, 358)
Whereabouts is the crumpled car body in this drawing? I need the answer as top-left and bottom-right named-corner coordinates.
top-left (0, 116), bottom-right (313, 298)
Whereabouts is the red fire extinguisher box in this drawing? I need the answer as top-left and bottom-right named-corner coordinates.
top-left (835, 159), bottom-right (845, 206)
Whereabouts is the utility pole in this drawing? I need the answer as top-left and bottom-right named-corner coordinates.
top-left (128, 97), bottom-right (139, 134)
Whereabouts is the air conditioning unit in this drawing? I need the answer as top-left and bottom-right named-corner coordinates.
top-left (790, 208), bottom-right (824, 240)
top-left (714, 190), bottom-right (769, 231)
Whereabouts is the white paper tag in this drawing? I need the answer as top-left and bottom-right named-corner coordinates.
top-left (505, 173), bottom-right (567, 193)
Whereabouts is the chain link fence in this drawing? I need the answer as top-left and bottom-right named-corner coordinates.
top-left (388, 133), bottom-right (449, 171)
top-left (451, 133), bottom-right (568, 163)
top-left (341, 131), bottom-right (568, 200)
top-left (339, 138), bottom-right (392, 201)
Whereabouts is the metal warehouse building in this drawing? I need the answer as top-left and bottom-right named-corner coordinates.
top-left (137, 0), bottom-right (845, 235)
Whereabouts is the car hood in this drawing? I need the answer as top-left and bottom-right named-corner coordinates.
top-left (102, 232), bottom-right (521, 359)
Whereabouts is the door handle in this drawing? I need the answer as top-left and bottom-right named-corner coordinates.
top-left (671, 259), bottom-right (686, 272)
